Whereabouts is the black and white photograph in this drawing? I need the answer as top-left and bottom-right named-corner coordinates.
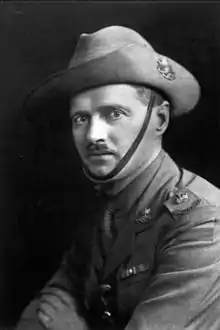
top-left (1, 1), bottom-right (220, 329)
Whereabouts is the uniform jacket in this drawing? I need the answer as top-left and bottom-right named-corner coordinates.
top-left (16, 150), bottom-right (220, 330)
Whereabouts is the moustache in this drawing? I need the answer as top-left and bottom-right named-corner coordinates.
top-left (86, 141), bottom-right (114, 155)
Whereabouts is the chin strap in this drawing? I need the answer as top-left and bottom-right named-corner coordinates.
top-left (83, 91), bottom-right (156, 183)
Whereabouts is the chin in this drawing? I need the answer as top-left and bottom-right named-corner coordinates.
top-left (87, 165), bottom-right (113, 177)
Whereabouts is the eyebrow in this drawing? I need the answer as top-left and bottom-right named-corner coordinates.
top-left (69, 103), bottom-right (132, 118)
top-left (97, 104), bottom-right (132, 115)
top-left (69, 109), bottom-right (88, 118)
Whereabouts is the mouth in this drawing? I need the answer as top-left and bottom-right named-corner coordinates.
top-left (87, 149), bottom-right (114, 155)
top-left (86, 152), bottom-right (114, 161)
top-left (88, 152), bottom-right (113, 157)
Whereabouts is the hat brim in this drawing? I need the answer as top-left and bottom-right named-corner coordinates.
top-left (24, 44), bottom-right (201, 126)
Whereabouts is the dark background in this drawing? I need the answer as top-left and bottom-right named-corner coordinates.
top-left (0, 1), bottom-right (220, 326)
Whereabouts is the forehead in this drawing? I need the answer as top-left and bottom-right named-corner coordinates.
top-left (70, 84), bottom-right (142, 111)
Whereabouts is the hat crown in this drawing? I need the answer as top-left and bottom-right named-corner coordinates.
top-left (68, 25), bottom-right (154, 68)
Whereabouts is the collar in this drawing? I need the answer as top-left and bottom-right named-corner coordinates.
top-left (98, 149), bottom-right (181, 217)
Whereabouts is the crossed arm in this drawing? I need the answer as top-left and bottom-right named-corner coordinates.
top-left (16, 213), bottom-right (220, 330)
top-left (15, 267), bottom-right (89, 330)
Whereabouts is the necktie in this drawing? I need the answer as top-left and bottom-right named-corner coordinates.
top-left (103, 203), bottom-right (117, 253)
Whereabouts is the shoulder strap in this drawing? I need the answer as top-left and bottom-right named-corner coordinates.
top-left (164, 186), bottom-right (201, 215)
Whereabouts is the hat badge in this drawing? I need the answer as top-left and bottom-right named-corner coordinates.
top-left (157, 56), bottom-right (176, 81)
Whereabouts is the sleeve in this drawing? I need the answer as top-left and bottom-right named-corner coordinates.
top-left (15, 219), bottom-right (93, 330)
top-left (15, 266), bottom-right (73, 330)
top-left (15, 298), bottom-right (44, 330)
top-left (125, 208), bottom-right (220, 330)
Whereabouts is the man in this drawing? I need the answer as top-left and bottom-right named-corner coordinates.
top-left (16, 26), bottom-right (220, 330)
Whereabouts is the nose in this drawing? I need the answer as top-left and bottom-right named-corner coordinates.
top-left (86, 115), bottom-right (108, 143)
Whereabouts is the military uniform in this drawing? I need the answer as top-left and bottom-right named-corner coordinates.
top-left (17, 24), bottom-right (217, 330)
top-left (17, 150), bottom-right (220, 330)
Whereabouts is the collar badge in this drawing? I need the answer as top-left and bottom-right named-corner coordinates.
top-left (135, 208), bottom-right (152, 224)
top-left (174, 191), bottom-right (189, 204)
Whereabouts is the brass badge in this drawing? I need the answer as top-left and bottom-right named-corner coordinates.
top-left (174, 191), bottom-right (189, 204)
top-left (157, 56), bottom-right (176, 81)
top-left (135, 208), bottom-right (151, 224)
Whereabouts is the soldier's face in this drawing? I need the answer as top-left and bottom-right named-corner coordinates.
top-left (69, 84), bottom-right (149, 177)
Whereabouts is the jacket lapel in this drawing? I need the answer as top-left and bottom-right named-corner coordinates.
top-left (102, 209), bottom-right (136, 280)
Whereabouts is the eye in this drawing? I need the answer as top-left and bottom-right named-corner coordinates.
top-left (108, 109), bottom-right (124, 120)
top-left (72, 114), bottom-right (88, 125)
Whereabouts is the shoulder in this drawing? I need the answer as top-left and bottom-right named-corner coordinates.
top-left (164, 170), bottom-right (220, 223)
top-left (164, 186), bottom-right (200, 216)
top-left (185, 169), bottom-right (220, 206)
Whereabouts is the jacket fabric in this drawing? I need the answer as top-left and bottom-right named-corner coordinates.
top-left (16, 150), bottom-right (220, 330)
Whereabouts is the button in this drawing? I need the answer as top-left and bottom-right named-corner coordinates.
top-left (100, 284), bottom-right (112, 292)
top-left (102, 309), bottom-right (114, 324)
top-left (102, 310), bottom-right (112, 318)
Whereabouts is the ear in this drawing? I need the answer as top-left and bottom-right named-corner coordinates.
top-left (155, 101), bottom-right (170, 136)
